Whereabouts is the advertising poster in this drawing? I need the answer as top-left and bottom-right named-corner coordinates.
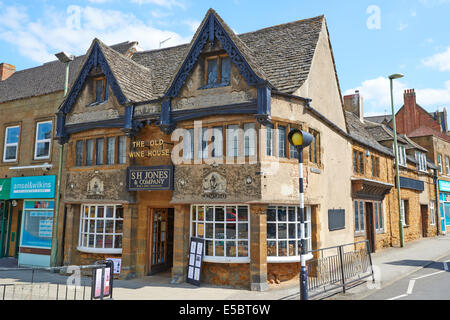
top-left (187, 237), bottom-right (204, 287)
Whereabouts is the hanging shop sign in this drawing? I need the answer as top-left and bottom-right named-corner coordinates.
top-left (0, 178), bottom-right (11, 200)
top-left (187, 237), bottom-right (204, 287)
top-left (10, 175), bottom-right (56, 199)
top-left (126, 166), bottom-right (174, 191)
top-left (439, 180), bottom-right (450, 193)
top-left (128, 139), bottom-right (171, 158)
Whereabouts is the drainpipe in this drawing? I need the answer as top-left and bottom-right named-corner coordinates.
top-left (50, 56), bottom-right (72, 267)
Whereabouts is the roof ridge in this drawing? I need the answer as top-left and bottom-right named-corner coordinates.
top-left (238, 15), bottom-right (325, 37)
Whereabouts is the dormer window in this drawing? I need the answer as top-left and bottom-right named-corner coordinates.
top-left (415, 151), bottom-right (427, 172)
top-left (93, 76), bottom-right (107, 104)
top-left (394, 144), bottom-right (407, 167)
top-left (205, 54), bottom-right (231, 87)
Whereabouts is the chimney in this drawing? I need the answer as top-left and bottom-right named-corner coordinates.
top-left (344, 90), bottom-right (364, 122)
top-left (402, 89), bottom-right (419, 134)
top-left (0, 63), bottom-right (15, 81)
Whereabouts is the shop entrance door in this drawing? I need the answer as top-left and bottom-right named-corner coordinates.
top-left (147, 208), bottom-right (174, 275)
top-left (365, 202), bottom-right (375, 253)
top-left (421, 205), bottom-right (428, 237)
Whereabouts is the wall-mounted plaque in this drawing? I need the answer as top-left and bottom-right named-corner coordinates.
top-left (126, 166), bottom-right (174, 191)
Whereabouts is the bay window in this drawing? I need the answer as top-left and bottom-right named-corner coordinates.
top-left (190, 205), bottom-right (249, 262)
top-left (267, 206), bottom-right (312, 261)
top-left (78, 204), bottom-right (123, 253)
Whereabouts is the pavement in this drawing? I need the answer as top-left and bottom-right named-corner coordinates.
top-left (0, 234), bottom-right (449, 300)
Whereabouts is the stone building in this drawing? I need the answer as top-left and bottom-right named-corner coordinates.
top-left (0, 42), bottom-right (140, 267)
top-left (345, 91), bottom-right (439, 251)
top-left (381, 89), bottom-right (450, 234)
top-left (56, 9), bottom-right (357, 290)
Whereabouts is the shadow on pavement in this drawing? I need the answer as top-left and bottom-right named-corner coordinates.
top-left (385, 259), bottom-right (446, 271)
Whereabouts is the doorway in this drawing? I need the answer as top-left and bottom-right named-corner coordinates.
top-left (147, 208), bottom-right (174, 275)
top-left (365, 202), bottom-right (376, 253)
top-left (420, 205), bottom-right (428, 237)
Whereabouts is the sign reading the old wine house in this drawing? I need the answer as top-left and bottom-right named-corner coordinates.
top-left (126, 166), bottom-right (174, 191)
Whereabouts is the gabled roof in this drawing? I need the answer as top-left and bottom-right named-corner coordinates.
top-left (345, 111), bottom-right (394, 157)
top-left (59, 39), bottom-right (154, 114)
top-left (400, 134), bottom-right (428, 152)
top-left (409, 125), bottom-right (450, 143)
top-left (131, 12), bottom-right (324, 98)
top-left (364, 121), bottom-right (408, 144)
top-left (364, 115), bottom-right (392, 124)
top-left (0, 41), bottom-right (138, 104)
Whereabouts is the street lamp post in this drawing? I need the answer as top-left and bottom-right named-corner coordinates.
top-left (51, 52), bottom-right (74, 267)
top-left (288, 129), bottom-right (313, 300)
top-left (389, 73), bottom-right (405, 248)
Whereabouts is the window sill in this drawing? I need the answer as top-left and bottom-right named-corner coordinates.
top-left (202, 256), bottom-right (250, 264)
top-left (86, 101), bottom-right (108, 108)
top-left (267, 254), bottom-right (314, 263)
top-left (77, 247), bottom-right (122, 254)
top-left (198, 83), bottom-right (231, 90)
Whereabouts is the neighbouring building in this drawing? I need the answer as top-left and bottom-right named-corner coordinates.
top-left (56, 9), bottom-right (358, 290)
top-left (0, 42), bottom-right (141, 267)
top-left (378, 89), bottom-right (450, 234)
top-left (345, 91), bottom-right (438, 253)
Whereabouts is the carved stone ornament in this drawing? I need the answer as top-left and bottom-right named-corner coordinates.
top-left (202, 172), bottom-right (226, 194)
top-left (87, 176), bottom-right (105, 196)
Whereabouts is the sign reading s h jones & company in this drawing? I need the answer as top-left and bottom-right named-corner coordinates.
top-left (127, 166), bottom-right (174, 191)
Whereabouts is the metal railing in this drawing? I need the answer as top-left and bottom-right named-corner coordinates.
top-left (306, 240), bottom-right (375, 298)
top-left (0, 260), bottom-right (114, 300)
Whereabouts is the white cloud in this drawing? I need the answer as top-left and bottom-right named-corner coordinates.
top-left (423, 46), bottom-right (450, 71)
top-left (345, 77), bottom-right (450, 116)
top-left (0, 4), bottom-right (192, 64)
top-left (183, 19), bottom-right (201, 33)
top-left (398, 23), bottom-right (408, 31)
top-left (130, 0), bottom-right (185, 8)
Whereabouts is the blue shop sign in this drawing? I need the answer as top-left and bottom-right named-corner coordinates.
top-left (10, 175), bottom-right (56, 199)
top-left (439, 180), bottom-right (450, 193)
top-left (127, 166), bottom-right (174, 191)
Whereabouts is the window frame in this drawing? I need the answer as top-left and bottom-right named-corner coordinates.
top-left (309, 129), bottom-right (320, 165)
top-left (267, 205), bottom-right (312, 262)
top-left (438, 154), bottom-right (443, 174)
top-left (445, 156), bottom-right (450, 175)
top-left (92, 76), bottom-right (107, 104)
top-left (78, 204), bottom-right (124, 254)
top-left (190, 204), bottom-right (250, 263)
top-left (34, 120), bottom-right (53, 160)
top-left (400, 199), bottom-right (409, 227)
top-left (3, 125), bottom-right (20, 163)
top-left (430, 201), bottom-right (436, 226)
top-left (74, 135), bottom-right (127, 167)
top-left (204, 54), bottom-right (231, 88)
top-left (371, 155), bottom-right (380, 177)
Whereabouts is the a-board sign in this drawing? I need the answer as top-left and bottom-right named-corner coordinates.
top-left (187, 237), bottom-right (204, 287)
top-left (92, 260), bottom-right (114, 299)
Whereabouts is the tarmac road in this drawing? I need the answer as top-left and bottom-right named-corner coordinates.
top-left (364, 254), bottom-right (450, 300)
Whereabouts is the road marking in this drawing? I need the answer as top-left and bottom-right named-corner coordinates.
top-left (387, 294), bottom-right (408, 300)
top-left (413, 270), bottom-right (445, 280)
top-left (406, 280), bottom-right (415, 295)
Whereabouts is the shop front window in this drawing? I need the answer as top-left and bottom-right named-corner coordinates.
top-left (267, 206), bottom-right (312, 261)
top-left (190, 205), bottom-right (249, 262)
top-left (78, 204), bottom-right (123, 253)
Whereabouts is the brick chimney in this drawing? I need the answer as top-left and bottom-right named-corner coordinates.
top-left (400, 89), bottom-right (419, 134)
top-left (344, 90), bottom-right (364, 122)
top-left (0, 63), bottom-right (15, 81)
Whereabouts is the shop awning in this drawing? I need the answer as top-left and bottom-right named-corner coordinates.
top-left (0, 178), bottom-right (11, 200)
top-left (351, 178), bottom-right (394, 201)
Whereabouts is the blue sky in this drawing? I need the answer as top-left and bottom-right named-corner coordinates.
top-left (1, 0), bottom-right (450, 122)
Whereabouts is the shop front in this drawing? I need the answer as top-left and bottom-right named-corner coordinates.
top-left (9, 175), bottom-right (56, 267)
top-left (439, 180), bottom-right (450, 234)
top-left (0, 178), bottom-right (13, 258)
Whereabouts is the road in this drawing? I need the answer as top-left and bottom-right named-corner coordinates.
top-left (364, 254), bottom-right (450, 300)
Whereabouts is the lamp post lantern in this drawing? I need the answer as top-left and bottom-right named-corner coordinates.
top-left (288, 129), bottom-right (313, 300)
top-left (388, 73), bottom-right (405, 248)
top-left (51, 51), bottom-right (74, 267)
